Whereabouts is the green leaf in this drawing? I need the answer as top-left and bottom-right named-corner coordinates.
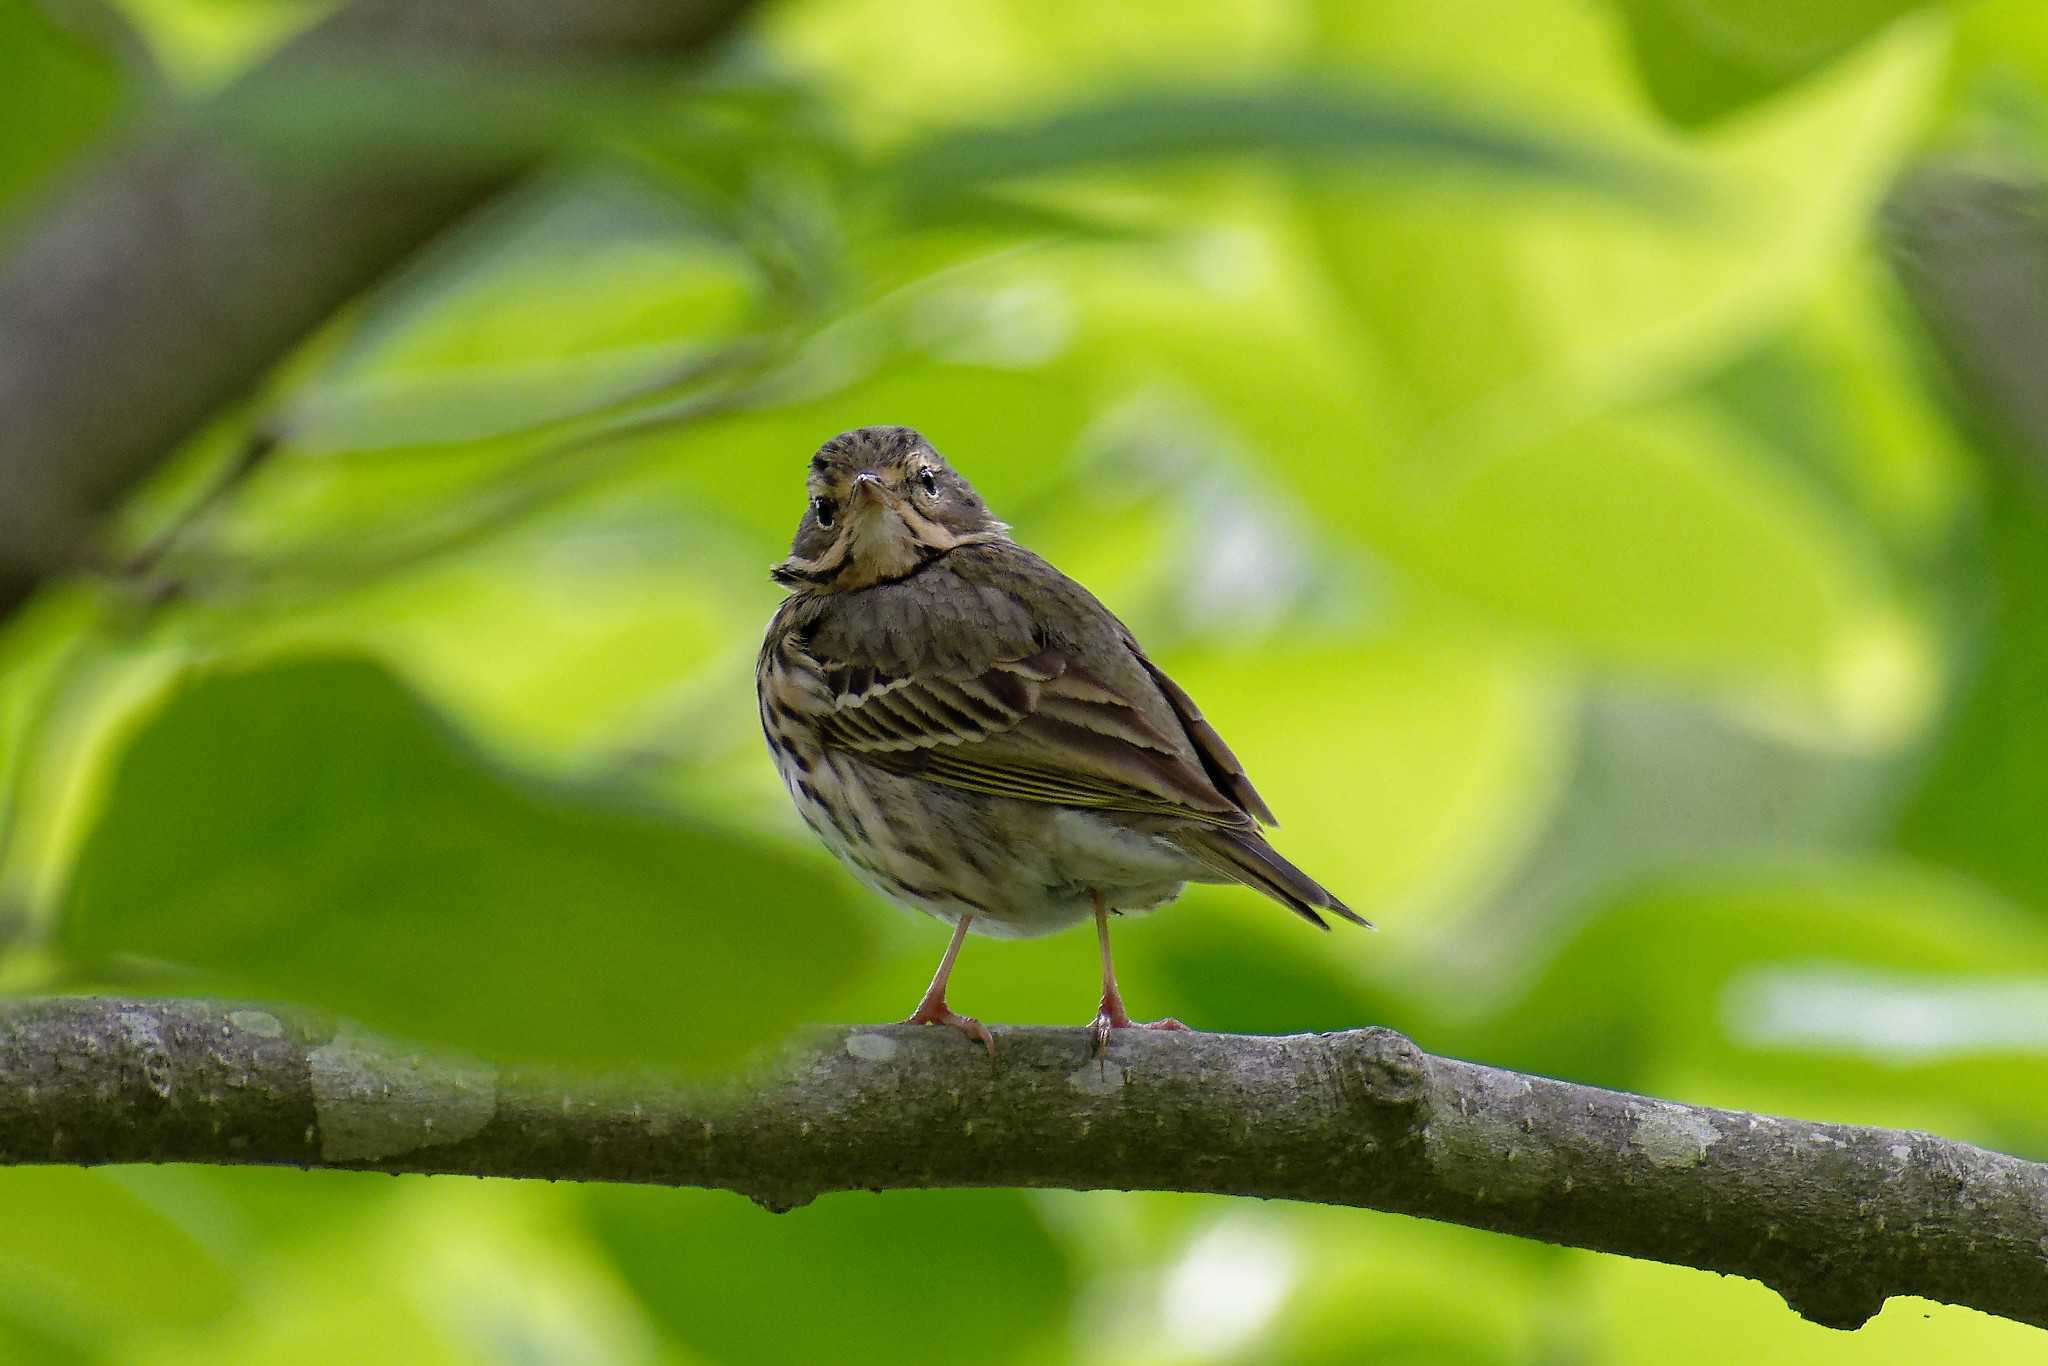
top-left (1303, 3), bottom-right (1939, 458)
top-left (57, 655), bottom-right (874, 1069)
top-left (0, 1168), bottom-right (238, 1357)
top-left (0, 1), bottom-right (126, 219)
top-left (204, 58), bottom-right (771, 171)
top-left (585, 1186), bottom-right (1075, 1366)
top-left (1611, 0), bottom-right (1943, 125)
top-left (1893, 480), bottom-right (2048, 914)
top-left (882, 83), bottom-right (1682, 214)
top-left (1385, 399), bottom-right (1901, 690)
top-left (1697, 262), bottom-right (1971, 558)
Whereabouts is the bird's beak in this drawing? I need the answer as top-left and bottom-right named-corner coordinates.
top-left (849, 470), bottom-right (890, 508)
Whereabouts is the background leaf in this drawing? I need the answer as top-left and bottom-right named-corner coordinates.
top-left (0, 0), bottom-right (127, 219)
top-left (1611, 0), bottom-right (1942, 125)
top-left (880, 82), bottom-right (1680, 212)
top-left (58, 655), bottom-right (874, 1069)
top-left (585, 1186), bottom-right (1075, 1366)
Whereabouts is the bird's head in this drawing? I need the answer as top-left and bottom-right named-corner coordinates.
top-left (772, 426), bottom-right (1008, 592)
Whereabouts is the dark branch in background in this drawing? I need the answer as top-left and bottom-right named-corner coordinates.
top-left (0, 0), bottom-right (757, 621)
top-left (2, 998), bottom-right (2043, 1333)
top-left (1886, 168), bottom-right (2048, 479)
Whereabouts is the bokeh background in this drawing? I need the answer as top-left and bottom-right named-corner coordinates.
top-left (7, 0), bottom-right (2048, 1360)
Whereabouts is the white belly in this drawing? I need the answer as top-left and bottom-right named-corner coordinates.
top-left (778, 746), bottom-right (1203, 939)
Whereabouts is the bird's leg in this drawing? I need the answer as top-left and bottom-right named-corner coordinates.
top-left (904, 915), bottom-right (995, 1058)
top-left (1088, 890), bottom-right (1190, 1059)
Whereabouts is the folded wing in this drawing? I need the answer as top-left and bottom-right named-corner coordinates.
top-left (791, 631), bottom-right (1367, 930)
top-left (812, 649), bottom-right (1248, 826)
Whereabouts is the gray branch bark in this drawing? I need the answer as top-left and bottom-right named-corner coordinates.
top-left (0, 0), bottom-right (755, 618)
top-left (1, 997), bottom-right (2042, 1333)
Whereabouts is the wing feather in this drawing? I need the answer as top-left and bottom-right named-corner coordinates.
top-left (1135, 653), bottom-right (1278, 826)
top-left (800, 644), bottom-right (1247, 824)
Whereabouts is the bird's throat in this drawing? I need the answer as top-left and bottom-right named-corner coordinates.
top-left (835, 508), bottom-right (931, 588)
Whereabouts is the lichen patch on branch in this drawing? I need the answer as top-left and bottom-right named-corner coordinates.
top-left (1630, 1102), bottom-right (1721, 1170)
top-left (308, 1027), bottom-right (497, 1161)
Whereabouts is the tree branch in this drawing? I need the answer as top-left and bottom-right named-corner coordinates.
top-left (0, 0), bottom-right (756, 620)
top-left (1, 997), bottom-right (2041, 1332)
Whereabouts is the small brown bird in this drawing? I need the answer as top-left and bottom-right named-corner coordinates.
top-left (757, 426), bottom-right (1366, 1056)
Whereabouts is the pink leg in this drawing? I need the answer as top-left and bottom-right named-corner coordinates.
top-left (1087, 892), bottom-right (1190, 1058)
top-left (904, 915), bottom-right (995, 1058)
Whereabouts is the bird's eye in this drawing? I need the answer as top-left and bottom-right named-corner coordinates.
top-left (916, 468), bottom-right (940, 498)
top-left (812, 497), bottom-right (836, 528)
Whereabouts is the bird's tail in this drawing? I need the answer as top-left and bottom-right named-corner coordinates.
top-left (1173, 826), bottom-right (1373, 931)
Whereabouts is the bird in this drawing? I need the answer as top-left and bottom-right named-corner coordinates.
top-left (756, 425), bottom-right (1368, 1058)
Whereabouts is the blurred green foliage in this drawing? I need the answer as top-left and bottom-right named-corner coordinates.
top-left (0, 1), bottom-right (124, 216)
top-left (60, 657), bottom-right (872, 1068)
top-left (588, 1186), bottom-right (1076, 1365)
top-left (1613, 0), bottom-right (1948, 124)
top-left (6, 0), bottom-right (2048, 1360)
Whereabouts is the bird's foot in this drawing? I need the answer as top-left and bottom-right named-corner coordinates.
top-left (1088, 996), bottom-right (1191, 1059)
top-left (904, 996), bottom-right (996, 1059)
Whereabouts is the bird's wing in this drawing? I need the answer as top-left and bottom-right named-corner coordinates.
top-left (802, 647), bottom-right (1251, 827)
top-left (1130, 648), bottom-right (1278, 827)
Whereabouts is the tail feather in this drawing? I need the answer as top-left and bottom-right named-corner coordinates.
top-left (1176, 827), bottom-right (1373, 931)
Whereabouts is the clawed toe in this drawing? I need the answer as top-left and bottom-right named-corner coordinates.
top-left (906, 1001), bottom-right (996, 1059)
top-left (1088, 1012), bottom-right (1115, 1060)
top-left (1089, 1005), bottom-right (1192, 1058)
